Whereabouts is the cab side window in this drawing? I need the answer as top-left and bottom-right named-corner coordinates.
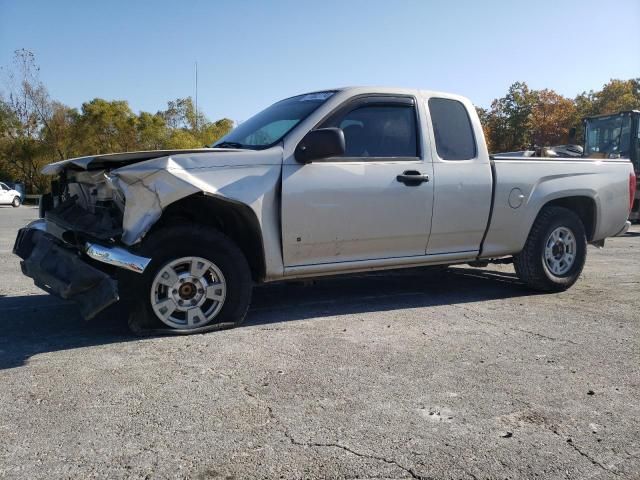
top-left (428, 98), bottom-right (476, 160)
top-left (322, 99), bottom-right (419, 159)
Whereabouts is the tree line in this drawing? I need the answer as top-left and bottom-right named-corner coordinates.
top-left (478, 78), bottom-right (640, 153)
top-left (1, 49), bottom-right (639, 193)
top-left (0, 50), bottom-right (233, 193)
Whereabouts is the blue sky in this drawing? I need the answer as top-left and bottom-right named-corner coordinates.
top-left (1, 0), bottom-right (638, 123)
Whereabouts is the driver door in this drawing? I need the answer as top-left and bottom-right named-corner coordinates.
top-left (281, 95), bottom-right (433, 267)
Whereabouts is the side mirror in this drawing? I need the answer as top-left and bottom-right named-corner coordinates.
top-left (295, 128), bottom-right (345, 163)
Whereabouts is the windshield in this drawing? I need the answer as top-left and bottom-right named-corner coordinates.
top-left (212, 91), bottom-right (336, 149)
top-left (584, 113), bottom-right (632, 159)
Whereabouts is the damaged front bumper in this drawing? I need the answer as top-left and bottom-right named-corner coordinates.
top-left (13, 220), bottom-right (151, 319)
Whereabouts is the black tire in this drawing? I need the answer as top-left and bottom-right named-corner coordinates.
top-left (12, 196), bottom-right (21, 208)
top-left (123, 224), bottom-right (252, 335)
top-left (514, 206), bottom-right (587, 292)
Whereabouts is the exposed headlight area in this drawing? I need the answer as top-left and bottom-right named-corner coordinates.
top-left (42, 169), bottom-right (125, 244)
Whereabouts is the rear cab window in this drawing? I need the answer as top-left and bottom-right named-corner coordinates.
top-left (428, 97), bottom-right (476, 160)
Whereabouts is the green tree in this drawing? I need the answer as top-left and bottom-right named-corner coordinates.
top-left (158, 97), bottom-right (233, 147)
top-left (160, 97), bottom-right (204, 131)
top-left (201, 118), bottom-right (234, 145)
top-left (76, 99), bottom-right (138, 154)
top-left (164, 129), bottom-right (199, 149)
top-left (41, 102), bottom-right (82, 161)
top-left (483, 82), bottom-right (538, 152)
top-left (137, 111), bottom-right (167, 150)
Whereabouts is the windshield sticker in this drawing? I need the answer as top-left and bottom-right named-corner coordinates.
top-left (299, 92), bottom-right (334, 102)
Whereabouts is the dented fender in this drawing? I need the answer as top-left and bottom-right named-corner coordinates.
top-left (108, 147), bottom-right (285, 278)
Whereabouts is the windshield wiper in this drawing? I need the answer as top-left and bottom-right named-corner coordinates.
top-left (214, 141), bottom-right (246, 149)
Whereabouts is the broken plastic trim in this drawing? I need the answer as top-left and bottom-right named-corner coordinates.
top-left (14, 228), bottom-right (119, 319)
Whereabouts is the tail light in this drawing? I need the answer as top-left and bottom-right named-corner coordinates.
top-left (630, 172), bottom-right (637, 213)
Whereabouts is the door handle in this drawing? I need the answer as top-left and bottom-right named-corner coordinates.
top-left (396, 170), bottom-right (430, 186)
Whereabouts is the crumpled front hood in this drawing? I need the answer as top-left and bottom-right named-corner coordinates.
top-left (40, 148), bottom-right (271, 175)
top-left (45, 146), bottom-right (284, 246)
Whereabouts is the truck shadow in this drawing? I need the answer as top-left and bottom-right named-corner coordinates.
top-left (0, 266), bottom-right (535, 370)
top-left (246, 266), bottom-right (528, 326)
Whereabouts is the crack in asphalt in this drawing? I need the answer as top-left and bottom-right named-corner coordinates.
top-left (283, 433), bottom-right (428, 480)
top-left (244, 382), bottom-right (622, 480)
top-left (456, 305), bottom-right (578, 345)
top-left (511, 399), bottom-right (622, 477)
top-left (545, 426), bottom-right (620, 476)
top-left (241, 385), bottom-right (428, 480)
top-left (515, 328), bottom-right (578, 345)
top-left (563, 437), bottom-right (621, 477)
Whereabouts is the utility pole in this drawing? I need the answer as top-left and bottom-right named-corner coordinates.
top-left (195, 61), bottom-right (198, 131)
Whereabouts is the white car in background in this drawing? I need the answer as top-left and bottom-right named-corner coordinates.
top-left (0, 182), bottom-right (22, 207)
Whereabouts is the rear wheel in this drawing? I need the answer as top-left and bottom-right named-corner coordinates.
top-left (11, 196), bottom-right (21, 208)
top-left (514, 206), bottom-right (587, 292)
top-left (125, 225), bottom-right (252, 335)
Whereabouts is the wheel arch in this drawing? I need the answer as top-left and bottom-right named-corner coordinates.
top-left (150, 193), bottom-right (267, 282)
top-left (539, 196), bottom-right (597, 241)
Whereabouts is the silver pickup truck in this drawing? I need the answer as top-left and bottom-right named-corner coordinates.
top-left (14, 87), bottom-right (635, 334)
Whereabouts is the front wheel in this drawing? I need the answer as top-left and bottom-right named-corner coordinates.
top-left (125, 225), bottom-right (253, 335)
top-left (514, 206), bottom-right (587, 292)
top-left (12, 196), bottom-right (21, 207)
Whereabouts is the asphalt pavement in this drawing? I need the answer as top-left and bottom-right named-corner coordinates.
top-left (0, 205), bottom-right (638, 479)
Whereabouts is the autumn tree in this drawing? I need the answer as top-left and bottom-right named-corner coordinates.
top-left (578, 78), bottom-right (640, 115)
top-left (573, 79), bottom-right (640, 139)
top-left (530, 89), bottom-right (577, 147)
top-left (479, 79), bottom-right (640, 153)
